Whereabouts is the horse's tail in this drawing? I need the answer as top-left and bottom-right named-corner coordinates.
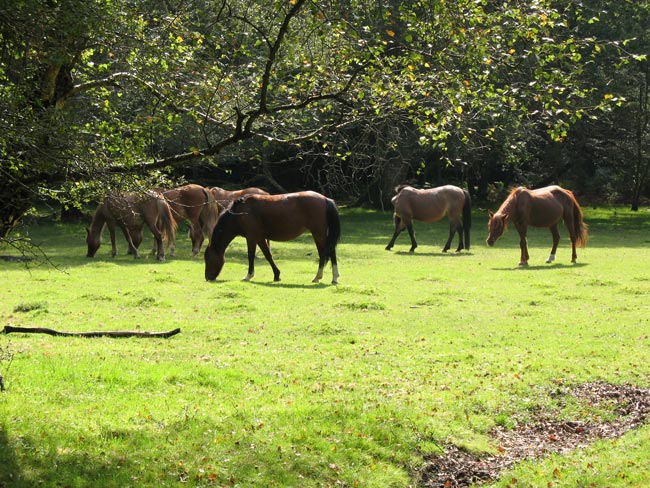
top-left (325, 198), bottom-right (341, 261)
top-left (159, 199), bottom-right (177, 245)
top-left (572, 196), bottom-right (588, 248)
top-left (462, 189), bottom-right (472, 250)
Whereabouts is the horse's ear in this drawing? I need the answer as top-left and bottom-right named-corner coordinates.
top-left (488, 210), bottom-right (494, 218)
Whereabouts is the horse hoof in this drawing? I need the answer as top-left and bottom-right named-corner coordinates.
top-left (331, 279), bottom-right (338, 285)
top-left (518, 262), bottom-right (528, 267)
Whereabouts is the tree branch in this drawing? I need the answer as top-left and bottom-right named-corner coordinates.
top-left (3, 325), bottom-right (181, 339)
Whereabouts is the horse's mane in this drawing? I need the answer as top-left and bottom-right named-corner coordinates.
top-left (394, 184), bottom-right (414, 194)
top-left (495, 186), bottom-right (525, 221)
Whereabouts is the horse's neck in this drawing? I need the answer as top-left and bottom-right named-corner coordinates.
top-left (498, 194), bottom-right (519, 222)
top-left (89, 207), bottom-right (108, 233)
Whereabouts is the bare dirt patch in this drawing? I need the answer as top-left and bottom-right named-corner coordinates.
top-left (417, 382), bottom-right (650, 487)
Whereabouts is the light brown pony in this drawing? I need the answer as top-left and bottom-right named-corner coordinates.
top-left (385, 184), bottom-right (472, 253)
top-left (86, 191), bottom-right (177, 262)
top-left (486, 185), bottom-right (588, 266)
top-left (159, 184), bottom-right (214, 256)
top-left (204, 191), bottom-right (340, 284)
top-left (200, 186), bottom-right (269, 238)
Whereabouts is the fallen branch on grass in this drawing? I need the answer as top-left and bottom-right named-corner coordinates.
top-left (2, 325), bottom-right (181, 338)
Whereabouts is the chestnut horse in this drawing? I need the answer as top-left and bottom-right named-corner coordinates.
top-left (204, 191), bottom-right (340, 284)
top-left (200, 186), bottom-right (269, 238)
top-left (159, 184), bottom-right (214, 256)
top-left (385, 185), bottom-right (472, 253)
top-left (486, 185), bottom-right (588, 266)
top-left (86, 191), bottom-right (177, 261)
top-left (209, 186), bottom-right (270, 213)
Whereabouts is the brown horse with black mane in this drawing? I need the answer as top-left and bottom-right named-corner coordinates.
top-left (86, 191), bottom-right (177, 261)
top-left (486, 185), bottom-right (588, 266)
top-left (385, 184), bottom-right (472, 253)
top-left (204, 191), bottom-right (340, 284)
top-left (159, 184), bottom-right (214, 256)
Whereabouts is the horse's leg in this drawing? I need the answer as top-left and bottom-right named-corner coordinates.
top-left (566, 222), bottom-right (578, 263)
top-left (107, 221), bottom-right (118, 257)
top-left (312, 239), bottom-right (328, 284)
top-left (255, 239), bottom-right (281, 282)
top-left (189, 219), bottom-right (204, 257)
top-left (385, 215), bottom-right (405, 251)
top-left (546, 224), bottom-right (560, 263)
top-left (242, 239), bottom-right (257, 281)
top-left (562, 210), bottom-right (579, 263)
top-left (144, 219), bottom-right (164, 261)
top-left (443, 218), bottom-right (463, 253)
top-left (455, 221), bottom-right (464, 252)
top-left (120, 227), bottom-right (140, 258)
top-left (330, 247), bottom-right (340, 284)
top-left (406, 223), bottom-right (417, 253)
top-left (515, 224), bottom-right (529, 266)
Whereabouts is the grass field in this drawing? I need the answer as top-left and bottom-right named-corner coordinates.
top-left (1, 206), bottom-right (649, 487)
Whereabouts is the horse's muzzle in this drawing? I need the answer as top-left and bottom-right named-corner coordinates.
top-left (486, 239), bottom-right (495, 247)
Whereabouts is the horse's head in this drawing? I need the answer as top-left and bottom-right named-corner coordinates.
top-left (486, 211), bottom-right (507, 246)
top-left (86, 227), bottom-right (100, 257)
top-left (204, 243), bottom-right (225, 281)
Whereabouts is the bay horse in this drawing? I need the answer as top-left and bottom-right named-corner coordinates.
top-left (486, 185), bottom-right (588, 266)
top-left (204, 191), bottom-right (340, 284)
top-left (159, 184), bottom-right (214, 256)
top-left (385, 185), bottom-right (472, 253)
top-left (86, 191), bottom-right (177, 261)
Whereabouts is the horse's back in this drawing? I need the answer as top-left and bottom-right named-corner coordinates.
top-left (237, 191), bottom-right (331, 241)
top-left (522, 186), bottom-right (573, 226)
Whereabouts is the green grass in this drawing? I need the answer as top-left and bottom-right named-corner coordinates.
top-left (1, 206), bottom-right (649, 487)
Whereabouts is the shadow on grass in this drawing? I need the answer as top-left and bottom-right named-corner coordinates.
top-left (390, 250), bottom-right (475, 257)
top-left (0, 424), bottom-right (22, 487)
top-left (490, 262), bottom-right (589, 271)
top-left (0, 423), bottom-right (172, 487)
top-left (208, 279), bottom-right (332, 289)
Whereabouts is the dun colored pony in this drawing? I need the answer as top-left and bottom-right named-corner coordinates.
top-left (86, 191), bottom-right (177, 261)
top-left (200, 186), bottom-right (269, 238)
top-left (159, 184), bottom-right (214, 256)
top-left (204, 191), bottom-right (340, 284)
top-left (385, 185), bottom-right (472, 253)
top-left (486, 185), bottom-right (588, 266)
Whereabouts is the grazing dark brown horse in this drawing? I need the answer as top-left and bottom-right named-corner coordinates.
top-left (385, 185), bottom-right (472, 253)
top-left (159, 184), bottom-right (214, 256)
top-left (86, 191), bottom-right (177, 261)
top-left (486, 185), bottom-right (588, 266)
top-left (204, 191), bottom-right (340, 283)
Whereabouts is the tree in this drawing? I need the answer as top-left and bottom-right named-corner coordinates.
top-left (1, 0), bottom-right (638, 244)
